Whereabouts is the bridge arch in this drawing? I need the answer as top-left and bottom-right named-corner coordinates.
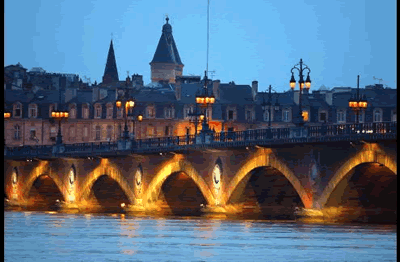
top-left (318, 144), bottom-right (397, 208)
top-left (79, 159), bottom-right (135, 205)
top-left (144, 156), bottom-right (215, 207)
top-left (22, 161), bottom-right (65, 200)
top-left (224, 148), bottom-right (312, 208)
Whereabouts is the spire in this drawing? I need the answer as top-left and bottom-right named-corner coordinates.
top-left (150, 17), bottom-right (183, 65)
top-left (102, 39), bottom-right (119, 84)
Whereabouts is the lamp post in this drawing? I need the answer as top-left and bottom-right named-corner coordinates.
top-left (188, 103), bottom-right (204, 138)
top-left (195, 71), bottom-right (215, 134)
top-left (51, 108), bottom-right (69, 145)
top-left (116, 92), bottom-right (135, 141)
top-left (4, 110), bottom-right (11, 146)
top-left (348, 75), bottom-right (368, 124)
top-left (290, 58), bottom-right (311, 126)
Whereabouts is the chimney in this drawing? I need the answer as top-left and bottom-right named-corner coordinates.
top-left (213, 79), bottom-right (220, 100)
top-left (132, 74), bottom-right (144, 88)
top-left (252, 80), bottom-right (258, 101)
top-left (175, 76), bottom-right (181, 101)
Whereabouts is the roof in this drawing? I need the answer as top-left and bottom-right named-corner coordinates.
top-left (150, 18), bottom-right (183, 65)
top-left (102, 40), bottom-right (119, 84)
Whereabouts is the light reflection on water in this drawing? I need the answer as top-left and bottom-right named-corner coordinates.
top-left (5, 211), bottom-right (396, 262)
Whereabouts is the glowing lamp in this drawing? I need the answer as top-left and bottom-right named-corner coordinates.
top-left (116, 100), bottom-right (122, 108)
top-left (290, 74), bottom-right (296, 89)
top-left (129, 101), bottom-right (135, 108)
top-left (138, 115), bottom-right (143, 121)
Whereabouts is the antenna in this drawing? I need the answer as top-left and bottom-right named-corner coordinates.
top-left (206, 0), bottom-right (210, 74)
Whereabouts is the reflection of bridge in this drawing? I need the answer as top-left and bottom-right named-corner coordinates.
top-left (4, 122), bottom-right (397, 223)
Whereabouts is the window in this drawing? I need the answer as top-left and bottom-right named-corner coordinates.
top-left (164, 107), bottom-right (174, 119)
top-left (392, 110), bottom-right (397, 122)
top-left (28, 104), bottom-right (37, 118)
top-left (94, 104), bottom-right (102, 119)
top-left (106, 104), bottom-right (113, 119)
top-left (147, 125), bottom-right (155, 137)
top-left (82, 104), bottom-right (89, 119)
top-left (69, 126), bottom-right (75, 142)
top-left (184, 105), bottom-right (194, 119)
top-left (319, 112), bottom-right (327, 122)
top-left (283, 109), bottom-right (291, 122)
top-left (69, 105), bottom-right (76, 119)
top-left (13, 103), bottom-right (22, 118)
top-left (147, 106), bottom-right (156, 118)
top-left (83, 126), bottom-right (89, 137)
top-left (228, 110), bottom-right (234, 120)
top-left (165, 126), bottom-right (170, 136)
top-left (14, 125), bottom-right (21, 140)
top-left (337, 110), bottom-right (346, 123)
top-left (50, 126), bottom-right (57, 142)
top-left (106, 125), bottom-right (113, 141)
top-left (30, 129), bottom-right (38, 142)
top-left (373, 109), bottom-right (382, 122)
top-left (95, 125), bottom-right (101, 140)
top-left (358, 111), bottom-right (365, 123)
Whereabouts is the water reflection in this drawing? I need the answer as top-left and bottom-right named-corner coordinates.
top-left (5, 211), bottom-right (397, 262)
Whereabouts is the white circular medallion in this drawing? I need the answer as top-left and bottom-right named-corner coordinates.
top-left (212, 164), bottom-right (221, 189)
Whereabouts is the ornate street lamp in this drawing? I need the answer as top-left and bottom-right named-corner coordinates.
top-left (348, 75), bottom-right (368, 123)
top-left (51, 107), bottom-right (69, 145)
top-left (116, 92), bottom-right (135, 140)
top-left (290, 58), bottom-right (311, 126)
top-left (137, 113), bottom-right (143, 140)
top-left (195, 71), bottom-right (215, 134)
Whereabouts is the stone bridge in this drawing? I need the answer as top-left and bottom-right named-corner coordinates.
top-left (4, 137), bottom-right (397, 223)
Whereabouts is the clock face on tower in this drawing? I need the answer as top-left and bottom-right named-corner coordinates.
top-left (212, 164), bottom-right (221, 190)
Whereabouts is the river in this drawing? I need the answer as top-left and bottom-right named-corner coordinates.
top-left (4, 211), bottom-right (396, 261)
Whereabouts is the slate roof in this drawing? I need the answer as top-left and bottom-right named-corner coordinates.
top-left (102, 40), bottom-right (119, 84)
top-left (150, 18), bottom-right (183, 65)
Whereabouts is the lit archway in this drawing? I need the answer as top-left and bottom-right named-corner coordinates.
top-left (225, 148), bottom-right (312, 209)
top-left (144, 156), bottom-right (215, 207)
top-left (319, 145), bottom-right (397, 208)
top-left (79, 159), bottom-right (135, 206)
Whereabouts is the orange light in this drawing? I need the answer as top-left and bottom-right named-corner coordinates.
top-left (210, 97), bottom-right (215, 104)
top-left (64, 112), bottom-right (69, 118)
top-left (55, 112), bottom-right (60, 118)
top-left (290, 82), bottom-right (296, 89)
top-left (138, 115), bottom-right (143, 121)
top-left (200, 115), bottom-right (205, 121)
top-left (129, 101), bottom-right (135, 108)
top-left (60, 112), bottom-right (65, 118)
top-left (300, 83), bottom-right (304, 89)
top-left (205, 97), bottom-right (210, 103)
top-left (116, 101), bottom-right (122, 108)
top-left (305, 82), bottom-right (311, 89)
top-left (52, 111), bottom-right (56, 118)
top-left (4, 112), bottom-right (11, 118)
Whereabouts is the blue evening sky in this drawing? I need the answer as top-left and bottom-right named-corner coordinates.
top-left (4, 0), bottom-right (396, 92)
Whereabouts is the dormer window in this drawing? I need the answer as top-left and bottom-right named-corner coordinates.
top-left (245, 106), bottom-right (255, 121)
top-left (226, 106), bottom-right (237, 121)
top-left (318, 110), bottom-right (328, 123)
top-left (183, 105), bottom-right (194, 120)
top-left (164, 107), bottom-right (175, 119)
top-left (146, 105), bottom-right (156, 119)
top-left (94, 104), bottom-right (102, 119)
top-left (373, 108), bottom-right (383, 122)
top-left (82, 104), bottom-right (89, 119)
top-left (69, 104), bottom-right (77, 119)
top-left (13, 103), bottom-right (22, 118)
top-left (337, 109), bottom-right (346, 123)
top-left (283, 108), bottom-right (292, 122)
top-left (28, 104), bottom-right (37, 118)
top-left (106, 103), bottom-right (113, 119)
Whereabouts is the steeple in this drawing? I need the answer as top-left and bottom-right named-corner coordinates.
top-left (102, 39), bottom-right (119, 85)
top-left (150, 17), bottom-right (184, 83)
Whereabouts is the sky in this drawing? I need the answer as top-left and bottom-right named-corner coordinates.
top-left (4, 0), bottom-right (396, 92)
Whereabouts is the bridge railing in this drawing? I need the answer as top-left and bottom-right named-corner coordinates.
top-left (4, 122), bottom-right (396, 158)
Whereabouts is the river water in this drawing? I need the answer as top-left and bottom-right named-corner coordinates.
top-left (5, 211), bottom-right (396, 262)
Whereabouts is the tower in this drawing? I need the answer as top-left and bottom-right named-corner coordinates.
top-left (102, 39), bottom-right (119, 85)
top-left (150, 17), bottom-right (184, 83)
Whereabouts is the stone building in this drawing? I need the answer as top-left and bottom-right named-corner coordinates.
top-left (4, 18), bottom-right (397, 147)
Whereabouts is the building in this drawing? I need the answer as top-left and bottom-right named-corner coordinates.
top-left (4, 19), bottom-right (397, 147)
